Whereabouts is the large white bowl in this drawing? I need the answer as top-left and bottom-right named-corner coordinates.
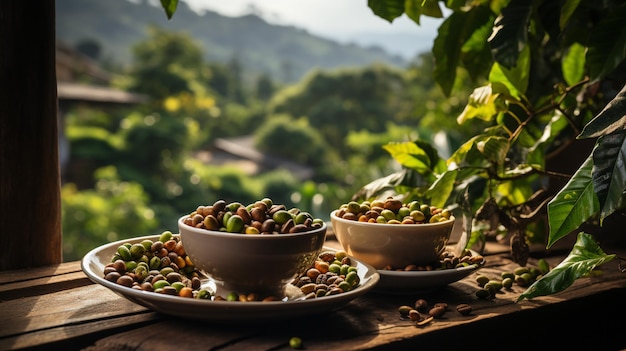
top-left (179, 216), bottom-right (327, 298)
top-left (330, 210), bottom-right (455, 270)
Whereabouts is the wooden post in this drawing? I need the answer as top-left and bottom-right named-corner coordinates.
top-left (0, 1), bottom-right (62, 269)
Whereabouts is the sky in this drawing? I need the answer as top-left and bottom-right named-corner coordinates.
top-left (181, 0), bottom-right (444, 60)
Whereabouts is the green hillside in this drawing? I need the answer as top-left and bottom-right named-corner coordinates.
top-left (55, 0), bottom-right (407, 83)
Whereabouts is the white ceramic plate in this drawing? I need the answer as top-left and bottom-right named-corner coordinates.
top-left (81, 235), bottom-right (380, 322)
top-left (374, 251), bottom-right (485, 294)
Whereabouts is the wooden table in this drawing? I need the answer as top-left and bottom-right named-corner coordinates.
top-left (2, 238), bottom-right (626, 351)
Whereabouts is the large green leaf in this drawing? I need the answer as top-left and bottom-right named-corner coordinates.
top-left (579, 84), bottom-right (626, 138)
top-left (547, 155), bottom-right (599, 248)
top-left (591, 131), bottom-right (626, 222)
top-left (367, 0), bottom-right (405, 22)
top-left (586, 3), bottom-right (626, 83)
top-left (488, 0), bottom-right (532, 69)
top-left (160, 0), bottom-right (178, 20)
top-left (434, 8), bottom-right (490, 96)
top-left (562, 43), bottom-right (586, 87)
top-left (517, 232), bottom-right (615, 301)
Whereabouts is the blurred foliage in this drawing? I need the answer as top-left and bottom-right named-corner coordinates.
top-left (62, 166), bottom-right (158, 261)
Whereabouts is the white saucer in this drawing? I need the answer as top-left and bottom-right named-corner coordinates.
top-left (374, 252), bottom-right (485, 294)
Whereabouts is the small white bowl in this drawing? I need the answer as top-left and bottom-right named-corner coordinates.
top-left (178, 216), bottom-right (327, 297)
top-left (330, 210), bottom-right (455, 270)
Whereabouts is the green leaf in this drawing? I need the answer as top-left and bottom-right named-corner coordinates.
top-left (476, 136), bottom-right (509, 165)
top-left (382, 141), bottom-right (431, 172)
top-left (352, 170), bottom-right (405, 200)
top-left (528, 112), bottom-right (569, 154)
top-left (559, 0), bottom-right (581, 31)
top-left (488, 44), bottom-right (530, 97)
top-left (562, 43), bottom-right (586, 87)
top-left (517, 232), bottom-right (615, 301)
top-left (457, 83), bottom-right (510, 124)
top-left (579, 84), bottom-right (626, 138)
top-left (404, 0), bottom-right (443, 24)
top-left (425, 169), bottom-right (458, 208)
top-left (448, 135), bottom-right (492, 169)
top-left (367, 0), bottom-right (405, 22)
top-left (488, 0), bottom-right (532, 69)
top-left (591, 131), bottom-right (626, 222)
top-left (434, 9), bottom-right (488, 96)
top-left (547, 155), bottom-right (599, 248)
top-left (160, 0), bottom-right (178, 20)
top-left (586, 3), bottom-right (626, 82)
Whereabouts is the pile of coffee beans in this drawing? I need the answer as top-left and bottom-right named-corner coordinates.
top-left (181, 198), bottom-right (325, 234)
top-left (334, 197), bottom-right (452, 224)
top-left (474, 259), bottom-right (551, 299)
top-left (398, 298), bottom-right (473, 327)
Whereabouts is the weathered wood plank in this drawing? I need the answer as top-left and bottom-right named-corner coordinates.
top-left (0, 284), bottom-right (149, 338)
top-left (0, 262), bottom-right (82, 284)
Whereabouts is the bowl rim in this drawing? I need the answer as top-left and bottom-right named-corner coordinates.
top-left (177, 215), bottom-right (327, 238)
top-left (330, 209), bottom-right (455, 227)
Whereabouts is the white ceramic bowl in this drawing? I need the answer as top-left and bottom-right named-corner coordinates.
top-left (330, 210), bottom-right (455, 270)
top-left (178, 216), bottom-right (327, 297)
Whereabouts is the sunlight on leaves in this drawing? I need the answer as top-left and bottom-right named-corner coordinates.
top-left (457, 83), bottom-right (510, 124)
top-left (562, 43), bottom-right (586, 86)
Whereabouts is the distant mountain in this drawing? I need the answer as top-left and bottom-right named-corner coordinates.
top-left (55, 0), bottom-right (408, 84)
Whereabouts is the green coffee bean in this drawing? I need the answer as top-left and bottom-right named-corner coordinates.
top-left (159, 230), bottom-right (173, 243)
top-left (501, 272), bottom-right (515, 280)
top-left (171, 281), bottom-right (185, 293)
top-left (117, 245), bottom-right (132, 261)
top-left (485, 280), bottom-right (503, 291)
top-left (152, 279), bottom-right (170, 290)
top-left (272, 210), bottom-right (293, 225)
top-left (475, 288), bottom-right (491, 299)
top-left (140, 239), bottom-right (153, 251)
top-left (538, 258), bottom-right (550, 274)
top-left (514, 266), bottom-right (529, 276)
top-left (289, 336), bottom-right (303, 349)
top-left (337, 281), bottom-right (352, 292)
top-left (345, 271), bottom-right (359, 286)
top-left (226, 292), bottom-right (239, 301)
top-left (476, 275), bottom-right (490, 287)
top-left (398, 305), bottom-right (413, 317)
top-left (124, 261), bottom-right (137, 272)
top-left (226, 214), bottom-right (244, 233)
top-left (129, 243), bottom-right (145, 259)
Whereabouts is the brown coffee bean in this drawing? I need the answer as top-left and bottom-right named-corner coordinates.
top-left (456, 303), bottom-right (472, 315)
top-left (414, 299), bottom-right (429, 313)
top-left (428, 306), bottom-right (446, 318)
